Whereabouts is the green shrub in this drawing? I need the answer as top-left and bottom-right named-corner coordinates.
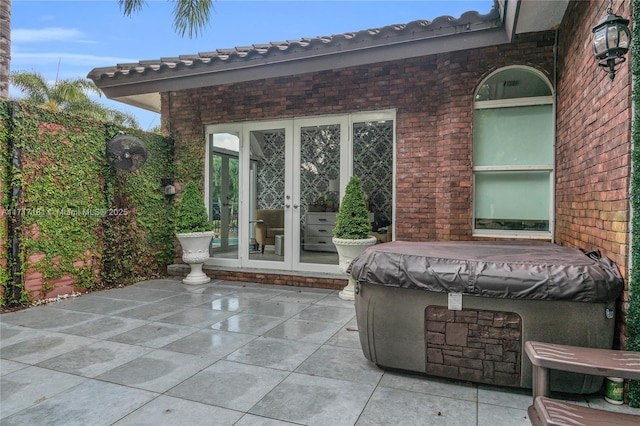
top-left (175, 181), bottom-right (213, 233)
top-left (333, 175), bottom-right (371, 239)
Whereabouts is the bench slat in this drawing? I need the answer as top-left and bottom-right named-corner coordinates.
top-left (530, 396), bottom-right (639, 426)
top-left (525, 341), bottom-right (640, 380)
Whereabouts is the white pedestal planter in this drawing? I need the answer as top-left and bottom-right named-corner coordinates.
top-left (176, 231), bottom-right (215, 293)
top-left (332, 236), bottom-right (377, 301)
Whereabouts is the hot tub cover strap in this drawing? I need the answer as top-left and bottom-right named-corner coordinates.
top-left (347, 241), bottom-right (623, 302)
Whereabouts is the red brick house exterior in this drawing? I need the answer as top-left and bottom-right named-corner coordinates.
top-left (90, 0), bottom-right (634, 344)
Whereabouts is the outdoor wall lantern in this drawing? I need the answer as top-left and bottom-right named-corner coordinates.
top-left (592, 0), bottom-right (632, 80)
top-left (161, 177), bottom-right (176, 200)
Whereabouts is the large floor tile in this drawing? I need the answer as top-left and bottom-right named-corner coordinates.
top-left (478, 383), bottom-right (532, 410)
top-left (161, 328), bottom-right (256, 358)
top-left (295, 346), bottom-right (384, 385)
top-left (249, 372), bottom-right (375, 426)
top-left (113, 303), bottom-right (185, 321)
top-left (35, 340), bottom-right (151, 378)
top-left (108, 322), bottom-right (199, 349)
top-left (157, 307), bottom-right (234, 328)
top-left (0, 332), bottom-right (97, 365)
top-left (0, 306), bottom-right (97, 331)
top-left (131, 278), bottom-right (185, 292)
top-left (167, 360), bottom-right (289, 411)
top-left (0, 323), bottom-right (49, 348)
top-left (314, 293), bottom-right (353, 307)
top-left (113, 395), bottom-right (243, 425)
top-left (226, 287), bottom-right (285, 301)
top-left (268, 290), bottom-right (331, 305)
top-left (49, 295), bottom-right (143, 315)
top-left (234, 414), bottom-right (299, 425)
top-left (206, 295), bottom-right (267, 312)
top-left (293, 304), bottom-right (355, 324)
top-left (477, 403), bottom-right (531, 426)
top-left (97, 349), bottom-right (216, 392)
top-left (325, 321), bottom-right (362, 349)
top-left (357, 386), bottom-right (477, 426)
top-left (58, 315), bottom-right (148, 339)
top-left (0, 359), bottom-right (27, 376)
top-left (1, 380), bottom-right (156, 426)
top-left (211, 313), bottom-right (286, 335)
top-left (379, 371), bottom-right (478, 402)
top-left (155, 291), bottom-right (223, 308)
top-left (225, 336), bottom-right (320, 371)
top-left (263, 318), bottom-right (344, 344)
top-left (0, 366), bottom-right (86, 419)
top-left (245, 300), bottom-right (309, 318)
top-left (99, 286), bottom-right (176, 303)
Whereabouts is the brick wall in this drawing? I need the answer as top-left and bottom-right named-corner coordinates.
top-left (164, 32), bottom-right (555, 244)
top-left (555, 0), bottom-right (632, 343)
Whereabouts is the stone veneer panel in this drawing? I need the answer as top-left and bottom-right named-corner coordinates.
top-left (425, 306), bottom-right (522, 387)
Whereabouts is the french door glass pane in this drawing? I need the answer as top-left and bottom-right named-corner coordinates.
top-left (299, 124), bottom-right (340, 265)
top-left (353, 120), bottom-right (394, 235)
top-left (249, 129), bottom-right (285, 262)
top-left (210, 133), bottom-right (239, 259)
top-left (475, 171), bottom-right (550, 231)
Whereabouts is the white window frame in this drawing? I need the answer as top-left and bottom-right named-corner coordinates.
top-left (472, 66), bottom-right (555, 240)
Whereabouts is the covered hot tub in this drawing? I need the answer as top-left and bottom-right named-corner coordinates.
top-left (349, 241), bottom-right (623, 393)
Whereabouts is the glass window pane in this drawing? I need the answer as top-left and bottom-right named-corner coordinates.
top-left (475, 68), bottom-right (551, 101)
top-left (250, 129), bottom-right (285, 262)
top-left (300, 124), bottom-right (340, 263)
top-left (353, 120), bottom-right (394, 229)
top-left (474, 105), bottom-right (553, 166)
top-left (475, 171), bottom-right (550, 231)
top-left (210, 132), bottom-right (240, 259)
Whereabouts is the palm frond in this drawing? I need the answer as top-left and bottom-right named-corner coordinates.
top-left (10, 71), bottom-right (49, 104)
top-left (10, 70), bottom-right (140, 129)
top-left (173, 0), bottom-right (214, 38)
top-left (51, 80), bottom-right (94, 106)
top-left (108, 109), bottom-right (140, 128)
top-left (119, 0), bottom-right (147, 15)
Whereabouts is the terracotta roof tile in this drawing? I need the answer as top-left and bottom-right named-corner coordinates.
top-left (88, 7), bottom-right (500, 82)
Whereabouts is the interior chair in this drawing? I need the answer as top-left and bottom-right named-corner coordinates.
top-left (254, 209), bottom-right (284, 253)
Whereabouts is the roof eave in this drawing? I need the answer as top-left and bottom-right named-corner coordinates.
top-left (98, 26), bottom-right (507, 112)
top-left (93, 0), bottom-right (571, 114)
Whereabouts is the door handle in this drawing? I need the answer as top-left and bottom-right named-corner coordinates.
top-left (285, 204), bottom-right (291, 208)
top-left (293, 204), bottom-right (299, 209)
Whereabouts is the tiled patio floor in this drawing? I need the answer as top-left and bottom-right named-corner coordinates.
top-left (1, 278), bottom-right (637, 425)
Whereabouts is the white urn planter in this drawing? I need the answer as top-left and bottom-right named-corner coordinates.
top-left (176, 231), bottom-right (215, 293)
top-left (333, 236), bottom-right (377, 301)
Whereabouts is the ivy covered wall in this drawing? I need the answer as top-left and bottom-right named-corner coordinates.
top-left (628, 0), bottom-right (640, 408)
top-left (0, 100), bottom-right (175, 307)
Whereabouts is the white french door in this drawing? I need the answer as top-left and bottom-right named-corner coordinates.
top-left (205, 111), bottom-right (394, 274)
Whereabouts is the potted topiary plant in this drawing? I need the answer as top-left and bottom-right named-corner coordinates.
top-left (332, 175), bottom-right (377, 300)
top-left (175, 181), bottom-right (215, 293)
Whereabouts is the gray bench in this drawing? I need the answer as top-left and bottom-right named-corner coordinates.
top-left (525, 341), bottom-right (640, 425)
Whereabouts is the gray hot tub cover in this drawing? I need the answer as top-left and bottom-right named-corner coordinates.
top-left (348, 241), bottom-right (623, 302)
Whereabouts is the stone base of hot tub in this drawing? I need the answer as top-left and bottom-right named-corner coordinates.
top-left (355, 282), bottom-right (616, 394)
top-left (425, 306), bottom-right (522, 387)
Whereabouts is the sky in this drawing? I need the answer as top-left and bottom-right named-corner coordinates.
top-left (11, 0), bottom-right (495, 130)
